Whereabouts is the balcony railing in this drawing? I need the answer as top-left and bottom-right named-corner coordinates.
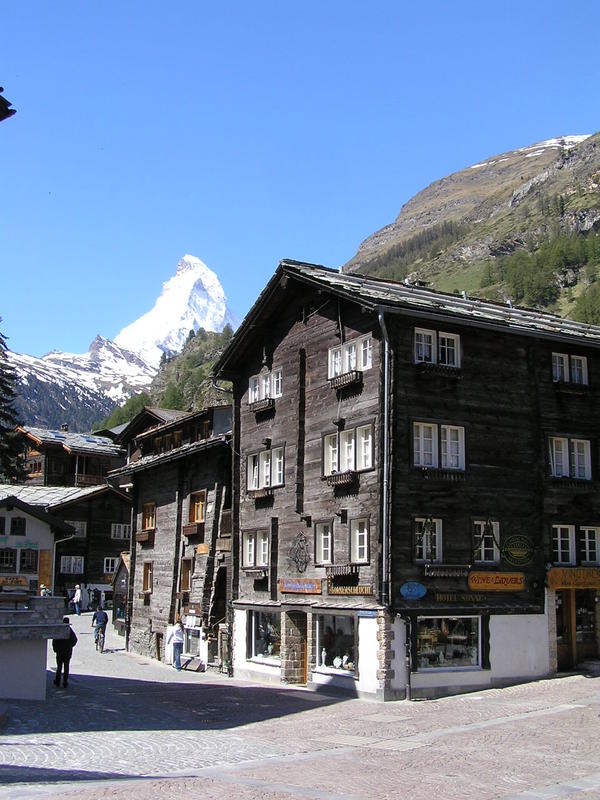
top-left (75, 474), bottom-right (107, 487)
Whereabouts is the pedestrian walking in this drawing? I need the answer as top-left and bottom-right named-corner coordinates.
top-left (167, 620), bottom-right (184, 671)
top-left (52, 616), bottom-right (78, 688)
top-left (73, 584), bottom-right (82, 615)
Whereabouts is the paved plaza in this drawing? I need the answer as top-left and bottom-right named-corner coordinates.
top-left (1, 612), bottom-right (600, 800)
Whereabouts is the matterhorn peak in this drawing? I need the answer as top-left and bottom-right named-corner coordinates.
top-left (114, 255), bottom-right (237, 368)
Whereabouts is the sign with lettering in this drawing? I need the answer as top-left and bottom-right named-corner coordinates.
top-left (468, 572), bottom-right (525, 592)
top-left (502, 535), bottom-right (534, 566)
top-left (547, 567), bottom-right (600, 590)
top-left (0, 576), bottom-right (28, 588)
top-left (400, 581), bottom-right (427, 600)
top-left (279, 578), bottom-right (322, 594)
top-left (435, 592), bottom-right (487, 603)
top-left (327, 582), bottom-right (373, 596)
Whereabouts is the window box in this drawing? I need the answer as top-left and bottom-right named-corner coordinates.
top-left (324, 564), bottom-right (359, 577)
top-left (329, 370), bottom-right (363, 390)
top-left (247, 486), bottom-right (274, 499)
top-left (325, 470), bottom-right (358, 487)
top-left (183, 522), bottom-right (205, 539)
top-left (136, 530), bottom-right (155, 545)
top-left (416, 362), bottom-right (462, 378)
top-left (416, 468), bottom-right (467, 482)
top-left (243, 567), bottom-right (269, 578)
top-left (249, 396), bottom-right (276, 413)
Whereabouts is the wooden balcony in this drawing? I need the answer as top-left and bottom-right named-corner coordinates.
top-left (183, 522), bottom-right (205, 540)
top-left (247, 486), bottom-right (274, 499)
top-left (75, 473), bottom-right (107, 487)
top-left (329, 370), bottom-right (363, 390)
top-left (424, 564), bottom-right (470, 578)
top-left (135, 529), bottom-right (155, 546)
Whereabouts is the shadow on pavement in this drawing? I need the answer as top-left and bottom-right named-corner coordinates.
top-left (2, 670), bottom-right (352, 737)
top-left (0, 763), bottom-right (150, 785)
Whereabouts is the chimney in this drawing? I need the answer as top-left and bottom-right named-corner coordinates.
top-left (61, 424), bottom-right (68, 432)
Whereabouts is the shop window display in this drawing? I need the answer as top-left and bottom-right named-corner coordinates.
top-left (317, 614), bottom-right (355, 673)
top-left (416, 616), bottom-right (480, 669)
top-left (249, 611), bottom-right (281, 661)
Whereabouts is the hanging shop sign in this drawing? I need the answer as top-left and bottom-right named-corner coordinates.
top-left (400, 581), bottom-right (427, 600)
top-left (502, 535), bottom-right (534, 567)
top-left (468, 572), bottom-right (525, 592)
top-left (547, 567), bottom-right (600, 590)
top-left (279, 577), bottom-right (322, 594)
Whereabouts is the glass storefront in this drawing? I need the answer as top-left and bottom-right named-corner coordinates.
top-left (249, 610), bottom-right (281, 661)
top-left (416, 616), bottom-right (480, 670)
top-left (316, 614), bottom-right (355, 673)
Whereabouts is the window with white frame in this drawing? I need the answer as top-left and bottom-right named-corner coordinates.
top-left (111, 523), bottom-right (131, 539)
top-left (350, 518), bottom-right (369, 563)
top-left (315, 521), bottom-right (333, 565)
top-left (70, 520), bottom-right (87, 538)
top-left (247, 447), bottom-right (284, 490)
top-left (323, 423), bottom-right (373, 476)
top-left (414, 328), bottom-right (460, 368)
top-left (413, 422), bottom-right (465, 470)
top-left (60, 555), bottom-right (84, 574)
top-left (552, 524), bottom-right (576, 564)
top-left (242, 530), bottom-right (270, 567)
top-left (580, 527), bottom-right (599, 564)
top-left (548, 436), bottom-right (592, 480)
top-left (248, 368), bottom-right (283, 403)
top-left (552, 352), bottom-right (588, 385)
top-left (414, 517), bottom-right (442, 562)
top-left (473, 520), bottom-right (500, 563)
top-left (328, 335), bottom-right (372, 378)
top-left (103, 557), bottom-right (118, 574)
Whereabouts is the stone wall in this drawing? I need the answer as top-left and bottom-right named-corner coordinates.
top-left (280, 609), bottom-right (307, 684)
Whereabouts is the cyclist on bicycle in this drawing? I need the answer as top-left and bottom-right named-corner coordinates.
top-left (92, 605), bottom-right (109, 649)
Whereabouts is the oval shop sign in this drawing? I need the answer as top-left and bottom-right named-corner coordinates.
top-left (400, 581), bottom-right (427, 600)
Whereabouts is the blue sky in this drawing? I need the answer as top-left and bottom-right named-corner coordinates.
top-left (2, 1), bottom-right (599, 357)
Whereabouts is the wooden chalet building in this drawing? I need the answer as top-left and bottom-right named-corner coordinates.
top-left (18, 425), bottom-right (125, 487)
top-left (108, 405), bottom-right (233, 669)
top-left (0, 483), bottom-right (132, 608)
top-left (213, 259), bottom-right (600, 700)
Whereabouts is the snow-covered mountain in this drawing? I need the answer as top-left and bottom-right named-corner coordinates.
top-left (9, 255), bottom-right (237, 429)
top-left (115, 254), bottom-right (238, 368)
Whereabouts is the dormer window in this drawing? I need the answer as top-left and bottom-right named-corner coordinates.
top-left (328, 335), bottom-right (372, 379)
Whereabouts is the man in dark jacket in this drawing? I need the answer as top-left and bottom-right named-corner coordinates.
top-left (52, 616), bottom-right (78, 688)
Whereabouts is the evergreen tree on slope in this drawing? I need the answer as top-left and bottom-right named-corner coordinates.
top-left (0, 322), bottom-right (23, 481)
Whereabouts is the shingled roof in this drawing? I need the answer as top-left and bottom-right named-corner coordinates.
top-left (17, 427), bottom-right (124, 458)
top-left (214, 259), bottom-right (600, 377)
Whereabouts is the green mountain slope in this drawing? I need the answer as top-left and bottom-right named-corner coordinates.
top-left (344, 134), bottom-right (600, 320)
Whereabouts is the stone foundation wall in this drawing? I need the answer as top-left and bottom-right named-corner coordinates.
top-left (281, 609), bottom-right (307, 684)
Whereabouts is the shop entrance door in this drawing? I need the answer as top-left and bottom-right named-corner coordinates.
top-left (556, 590), bottom-right (598, 669)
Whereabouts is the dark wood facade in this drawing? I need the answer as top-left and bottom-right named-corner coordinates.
top-left (215, 260), bottom-right (600, 699)
top-left (109, 406), bottom-right (233, 666)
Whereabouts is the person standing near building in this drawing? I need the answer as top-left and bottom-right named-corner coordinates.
top-left (167, 620), bottom-right (184, 671)
top-left (52, 616), bottom-right (78, 688)
top-left (72, 584), bottom-right (82, 615)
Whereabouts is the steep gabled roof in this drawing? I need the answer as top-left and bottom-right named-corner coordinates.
top-left (115, 407), bottom-right (194, 445)
top-left (17, 427), bottom-right (124, 458)
top-left (214, 259), bottom-right (600, 377)
top-left (0, 495), bottom-right (74, 535)
top-left (108, 434), bottom-right (230, 477)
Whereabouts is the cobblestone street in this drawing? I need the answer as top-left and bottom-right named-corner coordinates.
top-left (2, 613), bottom-right (600, 800)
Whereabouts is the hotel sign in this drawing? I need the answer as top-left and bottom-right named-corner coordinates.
top-left (468, 572), bottom-right (525, 592)
top-left (547, 567), bottom-right (600, 590)
top-left (279, 578), bottom-right (322, 594)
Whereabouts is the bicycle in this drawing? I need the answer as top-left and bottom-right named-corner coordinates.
top-left (95, 627), bottom-right (105, 653)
